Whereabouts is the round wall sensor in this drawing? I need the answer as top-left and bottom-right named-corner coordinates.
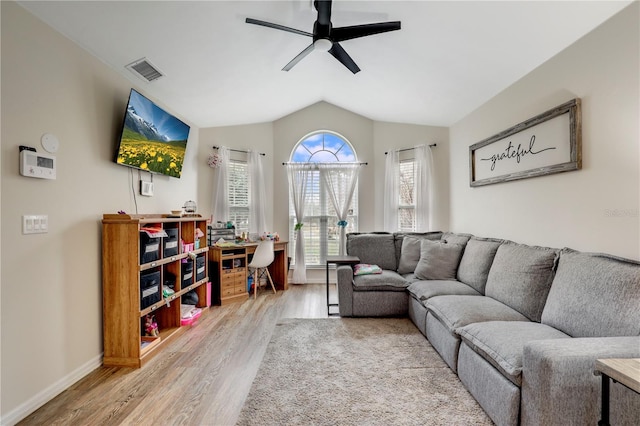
top-left (41, 133), bottom-right (60, 153)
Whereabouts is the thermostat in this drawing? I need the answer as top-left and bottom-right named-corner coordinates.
top-left (20, 150), bottom-right (56, 179)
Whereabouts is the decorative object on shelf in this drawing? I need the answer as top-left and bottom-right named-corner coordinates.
top-left (170, 209), bottom-right (183, 216)
top-left (183, 200), bottom-right (197, 214)
top-left (144, 314), bottom-right (159, 337)
top-left (208, 151), bottom-right (223, 168)
top-left (260, 232), bottom-right (280, 241)
top-left (162, 287), bottom-right (175, 299)
top-left (469, 98), bottom-right (582, 187)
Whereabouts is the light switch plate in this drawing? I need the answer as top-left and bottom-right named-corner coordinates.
top-left (23, 215), bottom-right (48, 234)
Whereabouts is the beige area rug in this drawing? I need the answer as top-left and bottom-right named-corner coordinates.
top-left (237, 318), bottom-right (493, 425)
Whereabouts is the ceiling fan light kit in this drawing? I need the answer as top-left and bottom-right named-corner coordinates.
top-left (246, 0), bottom-right (401, 74)
top-left (313, 38), bottom-right (333, 52)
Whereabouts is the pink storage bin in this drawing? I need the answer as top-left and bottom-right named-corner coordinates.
top-left (180, 308), bottom-right (202, 326)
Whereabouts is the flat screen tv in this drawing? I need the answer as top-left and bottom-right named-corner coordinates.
top-left (115, 89), bottom-right (190, 178)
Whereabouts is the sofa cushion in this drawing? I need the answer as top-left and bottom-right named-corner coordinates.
top-left (346, 233), bottom-right (397, 271)
top-left (352, 270), bottom-right (408, 292)
top-left (407, 280), bottom-right (481, 302)
top-left (541, 249), bottom-right (640, 337)
top-left (441, 232), bottom-right (473, 246)
top-left (426, 295), bottom-right (530, 334)
top-left (457, 237), bottom-right (503, 294)
top-left (414, 239), bottom-right (465, 280)
top-left (485, 242), bottom-right (559, 322)
top-left (459, 321), bottom-right (569, 386)
top-left (400, 272), bottom-right (421, 284)
top-left (397, 236), bottom-right (423, 274)
top-left (394, 232), bottom-right (442, 272)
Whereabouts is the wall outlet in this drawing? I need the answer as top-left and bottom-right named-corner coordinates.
top-left (140, 181), bottom-right (153, 196)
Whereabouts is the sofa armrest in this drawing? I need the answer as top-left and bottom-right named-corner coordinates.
top-left (336, 265), bottom-right (354, 317)
top-left (521, 336), bottom-right (640, 426)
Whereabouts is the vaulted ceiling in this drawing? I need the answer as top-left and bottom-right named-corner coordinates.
top-left (18, 1), bottom-right (632, 128)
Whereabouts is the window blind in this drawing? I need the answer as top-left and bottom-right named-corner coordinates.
top-left (399, 159), bottom-right (416, 232)
top-left (228, 159), bottom-right (249, 235)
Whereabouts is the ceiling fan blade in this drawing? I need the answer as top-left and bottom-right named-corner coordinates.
top-left (246, 18), bottom-right (313, 37)
top-left (328, 43), bottom-right (360, 74)
top-left (282, 43), bottom-right (315, 71)
top-left (315, 0), bottom-right (332, 26)
top-left (331, 21), bottom-right (401, 42)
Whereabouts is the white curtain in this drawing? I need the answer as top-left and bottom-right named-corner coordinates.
top-left (211, 147), bottom-right (230, 223)
top-left (318, 163), bottom-right (360, 256)
top-left (248, 150), bottom-right (267, 236)
top-left (383, 149), bottom-right (400, 232)
top-left (287, 164), bottom-right (312, 284)
top-left (414, 144), bottom-right (434, 231)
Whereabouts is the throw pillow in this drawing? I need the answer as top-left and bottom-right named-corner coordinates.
top-left (414, 239), bottom-right (464, 280)
top-left (456, 237), bottom-right (503, 294)
top-left (397, 236), bottom-right (423, 274)
top-left (353, 264), bottom-right (383, 275)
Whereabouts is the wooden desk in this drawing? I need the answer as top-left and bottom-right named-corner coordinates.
top-left (210, 241), bottom-right (288, 305)
top-left (595, 358), bottom-right (640, 425)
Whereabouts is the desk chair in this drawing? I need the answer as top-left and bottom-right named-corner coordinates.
top-left (248, 240), bottom-right (276, 299)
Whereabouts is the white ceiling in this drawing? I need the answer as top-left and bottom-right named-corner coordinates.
top-left (18, 1), bottom-right (632, 128)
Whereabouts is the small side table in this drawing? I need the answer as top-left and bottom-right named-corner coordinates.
top-left (326, 255), bottom-right (360, 316)
top-left (595, 358), bottom-right (640, 426)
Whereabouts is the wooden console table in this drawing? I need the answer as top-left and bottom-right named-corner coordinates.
top-left (595, 358), bottom-right (640, 425)
top-left (210, 241), bottom-right (288, 305)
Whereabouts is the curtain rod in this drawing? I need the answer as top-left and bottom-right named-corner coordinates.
top-left (212, 145), bottom-right (265, 156)
top-left (281, 162), bottom-right (368, 166)
top-left (384, 144), bottom-right (437, 155)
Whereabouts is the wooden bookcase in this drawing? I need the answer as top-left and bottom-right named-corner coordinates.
top-left (102, 213), bottom-right (210, 368)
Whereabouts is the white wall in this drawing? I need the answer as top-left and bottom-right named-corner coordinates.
top-left (449, 2), bottom-right (639, 260)
top-left (372, 121), bottom-right (449, 231)
top-left (197, 122), bottom-right (275, 227)
top-left (1, 3), bottom-right (199, 422)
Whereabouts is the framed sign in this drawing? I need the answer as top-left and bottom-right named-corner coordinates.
top-left (469, 98), bottom-right (581, 187)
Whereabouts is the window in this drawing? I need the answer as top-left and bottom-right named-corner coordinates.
top-left (398, 159), bottom-right (416, 232)
top-left (228, 159), bottom-right (249, 235)
top-left (289, 131), bottom-right (358, 266)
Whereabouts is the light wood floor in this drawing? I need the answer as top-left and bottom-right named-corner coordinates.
top-left (19, 283), bottom-right (335, 426)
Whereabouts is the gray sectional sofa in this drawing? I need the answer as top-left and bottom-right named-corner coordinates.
top-left (336, 232), bottom-right (640, 426)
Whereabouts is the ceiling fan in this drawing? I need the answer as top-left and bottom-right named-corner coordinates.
top-left (246, 0), bottom-right (401, 74)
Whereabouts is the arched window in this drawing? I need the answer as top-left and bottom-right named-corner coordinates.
top-left (289, 131), bottom-right (359, 266)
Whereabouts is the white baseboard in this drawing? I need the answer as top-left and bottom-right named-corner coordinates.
top-left (1, 354), bottom-right (103, 426)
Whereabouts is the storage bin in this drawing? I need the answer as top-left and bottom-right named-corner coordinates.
top-left (196, 254), bottom-right (206, 281)
top-left (140, 270), bottom-right (161, 309)
top-left (180, 308), bottom-right (202, 326)
top-left (163, 228), bottom-right (179, 257)
top-left (181, 259), bottom-right (194, 288)
top-left (140, 233), bottom-right (160, 264)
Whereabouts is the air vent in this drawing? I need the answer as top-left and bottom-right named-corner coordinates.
top-left (125, 58), bottom-right (164, 82)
